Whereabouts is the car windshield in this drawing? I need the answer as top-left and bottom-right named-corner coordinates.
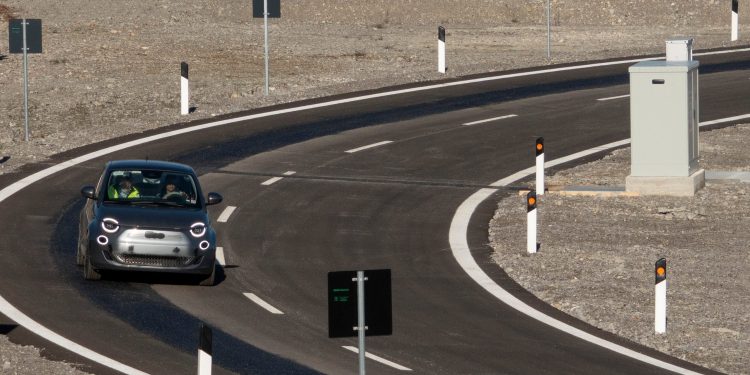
top-left (103, 169), bottom-right (199, 208)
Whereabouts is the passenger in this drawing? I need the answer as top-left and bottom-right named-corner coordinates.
top-left (108, 175), bottom-right (140, 199)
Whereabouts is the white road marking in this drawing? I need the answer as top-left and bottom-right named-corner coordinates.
top-left (0, 297), bottom-right (149, 375)
top-left (216, 246), bottom-right (226, 266)
top-left (597, 94), bottom-right (630, 101)
top-left (243, 293), bottom-right (284, 314)
top-left (449, 114), bottom-right (750, 375)
top-left (261, 177), bottom-right (284, 185)
top-left (345, 141), bottom-right (394, 154)
top-left (0, 47), bottom-right (746, 374)
top-left (216, 206), bottom-right (236, 223)
top-left (342, 346), bottom-right (413, 371)
top-left (261, 171), bottom-right (296, 186)
top-left (462, 114), bottom-right (518, 126)
top-left (697, 113), bottom-right (750, 127)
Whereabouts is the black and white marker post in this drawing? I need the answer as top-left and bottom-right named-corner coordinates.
top-left (197, 322), bottom-right (212, 375)
top-left (180, 62), bottom-right (189, 115)
top-left (438, 26), bottom-right (446, 74)
top-left (655, 258), bottom-right (667, 334)
top-left (527, 191), bottom-right (538, 254)
top-left (535, 137), bottom-right (545, 196)
top-left (732, 0), bottom-right (739, 41)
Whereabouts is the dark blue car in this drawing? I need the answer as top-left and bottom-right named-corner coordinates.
top-left (78, 160), bottom-right (223, 286)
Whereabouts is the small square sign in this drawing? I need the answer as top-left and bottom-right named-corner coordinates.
top-left (9, 19), bottom-right (43, 54)
top-left (253, 0), bottom-right (280, 18)
top-left (328, 269), bottom-right (392, 338)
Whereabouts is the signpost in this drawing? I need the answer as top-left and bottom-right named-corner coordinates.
top-left (253, 0), bottom-right (280, 96)
top-left (9, 19), bottom-right (42, 141)
top-left (328, 269), bottom-right (392, 375)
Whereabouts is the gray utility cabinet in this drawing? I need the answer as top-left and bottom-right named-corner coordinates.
top-left (628, 60), bottom-right (699, 177)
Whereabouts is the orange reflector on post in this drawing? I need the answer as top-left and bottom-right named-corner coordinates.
top-left (535, 137), bottom-right (544, 156)
top-left (655, 258), bottom-right (667, 283)
top-left (526, 191), bottom-right (537, 212)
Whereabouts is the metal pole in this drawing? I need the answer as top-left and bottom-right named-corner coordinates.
top-left (263, 0), bottom-right (269, 95)
top-left (22, 19), bottom-right (30, 141)
top-left (546, 0), bottom-right (551, 59)
top-left (357, 270), bottom-right (366, 375)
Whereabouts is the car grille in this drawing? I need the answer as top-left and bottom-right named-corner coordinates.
top-left (115, 254), bottom-right (200, 268)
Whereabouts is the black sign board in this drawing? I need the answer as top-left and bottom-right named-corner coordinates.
top-left (253, 0), bottom-right (280, 18)
top-left (328, 269), bottom-right (392, 338)
top-left (9, 19), bottom-right (42, 54)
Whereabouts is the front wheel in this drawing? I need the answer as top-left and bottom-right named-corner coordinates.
top-left (76, 233), bottom-right (85, 266)
top-left (84, 254), bottom-right (101, 281)
top-left (199, 262), bottom-right (216, 286)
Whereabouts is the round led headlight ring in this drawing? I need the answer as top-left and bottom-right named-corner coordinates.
top-left (101, 218), bottom-right (120, 234)
top-left (190, 222), bottom-right (207, 238)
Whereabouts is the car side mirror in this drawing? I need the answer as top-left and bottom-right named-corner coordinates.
top-left (81, 186), bottom-right (96, 200)
top-left (206, 192), bottom-right (223, 206)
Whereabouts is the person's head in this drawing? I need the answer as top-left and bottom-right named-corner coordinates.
top-left (119, 176), bottom-right (133, 190)
top-left (165, 181), bottom-right (176, 192)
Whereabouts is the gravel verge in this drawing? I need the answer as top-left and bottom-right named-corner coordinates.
top-left (490, 124), bottom-right (750, 375)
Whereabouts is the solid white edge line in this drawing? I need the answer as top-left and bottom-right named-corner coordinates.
top-left (242, 293), bottom-right (284, 315)
top-left (261, 176), bottom-right (284, 186)
top-left (215, 246), bottom-right (226, 266)
top-left (216, 206), bottom-right (236, 223)
top-left (0, 47), bottom-right (745, 374)
top-left (0, 296), bottom-right (149, 375)
top-left (462, 114), bottom-right (518, 126)
top-left (597, 94), bottom-right (630, 101)
top-left (342, 346), bottom-right (413, 371)
top-left (447, 113), bottom-right (750, 375)
top-left (345, 140), bottom-right (394, 154)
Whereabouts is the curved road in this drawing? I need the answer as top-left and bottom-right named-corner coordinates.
top-left (1, 49), bottom-right (748, 374)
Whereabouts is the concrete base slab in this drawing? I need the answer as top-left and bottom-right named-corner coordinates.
top-left (626, 169), bottom-right (705, 196)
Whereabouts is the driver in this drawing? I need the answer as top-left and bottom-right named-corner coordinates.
top-left (161, 178), bottom-right (188, 200)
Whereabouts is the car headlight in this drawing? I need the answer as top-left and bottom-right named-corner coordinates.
top-left (190, 222), bottom-right (207, 238)
top-left (101, 218), bottom-right (120, 233)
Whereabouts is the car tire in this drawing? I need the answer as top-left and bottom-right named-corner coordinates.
top-left (84, 254), bottom-right (102, 281)
top-left (76, 233), bottom-right (85, 266)
top-left (199, 262), bottom-right (216, 286)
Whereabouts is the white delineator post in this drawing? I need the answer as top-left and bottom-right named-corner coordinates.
top-left (535, 137), bottom-right (545, 196)
top-left (654, 258), bottom-right (667, 334)
top-left (438, 26), bottom-right (446, 74)
top-left (732, 0), bottom-right (739, 41)
top-left (526, 191), bottom-right (538, 254)
top-left (197, 323), bottom-right (212, 375)
top-left (181, 62), bottom-right (189, 115)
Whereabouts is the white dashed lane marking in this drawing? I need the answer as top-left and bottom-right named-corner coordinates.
top-left (342, 346), bottom-right (413, 371)
top-left (243, 293), bottom-right (284, 315)
top-left (215, 246), bottom-right (226, 266)
top-left (345, 141), bottom-right (393, 153)
top-left (261, 171), bottom-right (296, 186)
top-left (216, 206), bottom-right (237, 223)
top-left (461, 114), bottom-right (518, 126)
top-left (597, 94), bottom-right (630, 101)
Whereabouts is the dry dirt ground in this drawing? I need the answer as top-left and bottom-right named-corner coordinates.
top-left (0, 0), bottom-right (748, 374)
top-left (490, 125), bottom-right (750, 375)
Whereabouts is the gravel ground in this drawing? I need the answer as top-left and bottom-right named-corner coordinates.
top-left (0, 0), bottom-right (748, 373)
top-left (490, 124), bottom-right (750, 375)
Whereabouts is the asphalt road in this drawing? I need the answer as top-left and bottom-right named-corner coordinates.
top-left (0, 49), bottom-right (748, 374)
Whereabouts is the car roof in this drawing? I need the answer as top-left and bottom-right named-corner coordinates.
top-left (105, 160), bottom-right (196, 174)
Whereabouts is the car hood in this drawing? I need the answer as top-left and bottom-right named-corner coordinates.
top-left (97, 204), bottom-right (209, 230)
